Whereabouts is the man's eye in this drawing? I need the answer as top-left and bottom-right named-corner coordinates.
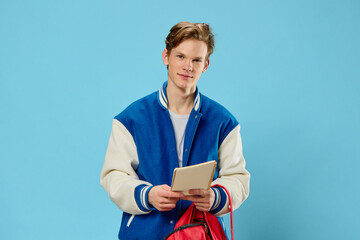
top-left (177, 55), bottom-right (183, 59)
top-left (193, 59), bottom-right (202, 62)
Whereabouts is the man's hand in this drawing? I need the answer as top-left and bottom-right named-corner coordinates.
top-left (148, 184), bottom-right (184, 211)
top-left (181, 188), bottom-right (215, 212)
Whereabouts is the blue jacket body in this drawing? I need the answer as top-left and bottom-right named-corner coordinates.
top-left (100, 82), bottom-right (250, 239)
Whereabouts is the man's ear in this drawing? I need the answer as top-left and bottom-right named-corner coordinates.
top-left (162, 49), bottom-right (169, 66)
top-left (202, 59), bottom-right (210, 73)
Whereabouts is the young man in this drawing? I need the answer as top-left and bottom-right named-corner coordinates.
top-left (100, 21), bottom-right (250, 239)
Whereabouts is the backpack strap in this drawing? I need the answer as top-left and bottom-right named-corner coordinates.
top-left (211, 184), bottom-right (233, 240)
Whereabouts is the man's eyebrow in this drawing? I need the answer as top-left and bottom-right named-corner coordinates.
top-left (173, 50), bottom-right (184, 55)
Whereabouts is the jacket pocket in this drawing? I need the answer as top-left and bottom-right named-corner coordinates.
top-left (126, 214), bottom-right (135, 227)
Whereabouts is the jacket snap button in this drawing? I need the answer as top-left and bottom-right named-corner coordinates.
top-left (170, 220), bottom-right (174, 224)
top-left (195, 115), bottom-right (198, 118)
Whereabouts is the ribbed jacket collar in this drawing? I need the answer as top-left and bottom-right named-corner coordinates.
top-left (158, 81), bottom-right (202, 112)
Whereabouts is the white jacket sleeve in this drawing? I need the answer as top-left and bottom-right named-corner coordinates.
top-left (211, 124), bottom-right (250, 216)
top-left (100, 119), bottom-right (154, 215)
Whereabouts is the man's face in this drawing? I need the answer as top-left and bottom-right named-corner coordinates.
top-left (162, 39), bottom-right (209, 94)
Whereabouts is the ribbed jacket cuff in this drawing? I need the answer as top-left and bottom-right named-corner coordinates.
top-left (210, 186), bottom-right (227, 214)
top-left (134, 184), bottom-right (155, 212)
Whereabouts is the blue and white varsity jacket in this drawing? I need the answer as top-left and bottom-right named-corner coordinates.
top-left (100, 82), bottom-right (250, 240)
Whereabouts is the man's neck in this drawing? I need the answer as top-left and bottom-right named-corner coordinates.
top-left (166, 84), bottom-right (195, 115)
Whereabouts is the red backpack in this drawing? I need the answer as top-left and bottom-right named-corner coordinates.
top-left (163, 184), bottom-right (234, 240)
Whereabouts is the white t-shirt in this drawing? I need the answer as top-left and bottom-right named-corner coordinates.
top-left (168, 110), bottom-right (189, 167)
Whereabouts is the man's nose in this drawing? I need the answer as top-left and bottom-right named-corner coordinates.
top-left (183, 60), bottom-right (193, 72)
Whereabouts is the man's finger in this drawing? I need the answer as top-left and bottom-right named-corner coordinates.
top-left (188, 189), bottom-right (203, 195)
top-left (182, 196), bottom-right (208, 203)
top-left (163, 191), bottom-right (184, 199)
top-left (157, 202), bottom-right (179, 211)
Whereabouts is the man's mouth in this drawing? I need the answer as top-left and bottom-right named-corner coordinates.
top-left (178, 73), bottom-right (193, 79)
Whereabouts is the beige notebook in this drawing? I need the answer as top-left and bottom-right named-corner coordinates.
top-left (171, 160), bottom-right (217, 195)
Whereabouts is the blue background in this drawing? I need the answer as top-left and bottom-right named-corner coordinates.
top-left (1, 0), bottom-right (359, 239)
